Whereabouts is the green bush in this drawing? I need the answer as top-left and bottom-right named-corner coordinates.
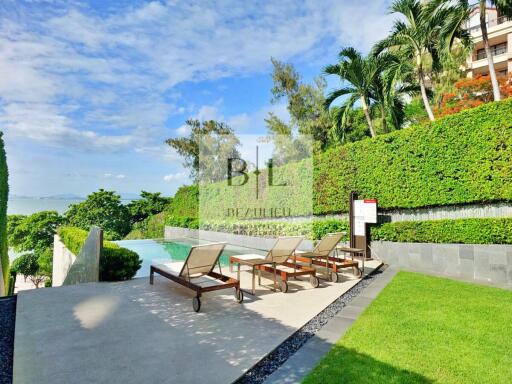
top-left (166, 218), bottom-right (350, 241)
top-left (125, 212), bottom-right (167, 239)
top-left (65, 190), bottom-right (131, 240)
top-left (314, 99), bottom-right (512, 213)
top-left (311, 219), bottom-right (349, 240)
top-left (166, 216), bottom-right (199, 229)
top-left (167, 185), bottom-right (198, 218)
top-left (8, 270), bottom-right (16, 296)
top-left (371, 217), bottom-right (512, 244)
top-left (0, 132), bottom-right (8, 294)
top-left (58, 227), bottom-right (142, 281)
top-left (165, 100), bottom-right (512, 218)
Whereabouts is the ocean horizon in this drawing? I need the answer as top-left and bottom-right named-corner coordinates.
top-left (7, 197), bottom-right (137, 215)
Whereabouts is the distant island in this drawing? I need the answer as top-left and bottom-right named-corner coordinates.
top-left (9, 193), bottom-right (144, 201)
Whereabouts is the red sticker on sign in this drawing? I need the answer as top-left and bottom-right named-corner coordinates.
top-left (364, 199), bottom-right (377, 203)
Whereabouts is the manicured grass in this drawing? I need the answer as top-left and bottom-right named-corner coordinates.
top-left (303, 272), bottom-right (512, 384)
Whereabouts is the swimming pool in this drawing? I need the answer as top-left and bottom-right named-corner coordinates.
top-left (115, 238), bottom-right (268, 278)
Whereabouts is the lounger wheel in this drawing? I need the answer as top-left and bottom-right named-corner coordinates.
top-left (280, 280), bottom-right (289, 293)
top-left (353, 267), bottom-right (363, 278)
top-left (235, 288), bottom-right (244, 303)
top-left (192, 296), bottom-right (201, 312)
top-left (330, 271), bottom-right (340, 283)
top-left (310, 275), bottom-right (320, 288)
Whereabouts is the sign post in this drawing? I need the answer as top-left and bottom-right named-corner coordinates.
top-left (349, 192), bottom-right (377, 259)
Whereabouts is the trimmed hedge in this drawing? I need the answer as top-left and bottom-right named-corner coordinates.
top-left (371, 217), bottom-right (512, 244)
top-left (314, 99), bottom-right (512, 213)
top-left (125, 211), bottom-right (167, 240)
top-left (163, 99), bottom-right (512, 220)
top-left (166, 218), bottom-right (350, 241)
top-left (58, 227), bottom-right (142, 281)
top-left (0, 133), bottom-right (8, 294)
top-left (167, 185), bottom-right (198, 218)
top-left (166, 216), bottom-right (512, 245)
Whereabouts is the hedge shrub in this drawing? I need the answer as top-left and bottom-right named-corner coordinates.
top-left (163, 99), bottom-right (512, 219)
top-left (125, 211), bottom-right (167, 240)
top-left (166, 216), bottom-right (512, 245)
top-left (165, 218), bottom-right (350, 241)
top-left (167, 185), bottom-right (199, 218)
top-left (314, 99), bottom-right (512, 213)
top-left (371, 217), bottom-right (512, 244)
top-left (0, 133), bottom-right (8, 294)
top-left (58, 227), bottom-right (142, 281)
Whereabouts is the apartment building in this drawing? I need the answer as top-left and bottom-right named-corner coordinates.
top-left (466, 5), bottom-right (512, 78)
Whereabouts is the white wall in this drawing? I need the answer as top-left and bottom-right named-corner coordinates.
top-left (52, 234), bottom-right (76, 287)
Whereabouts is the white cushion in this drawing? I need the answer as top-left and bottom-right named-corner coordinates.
top-left (151, 260), bottom-right (184, 276)
top-left (231, 253), bottom-right (266, 261)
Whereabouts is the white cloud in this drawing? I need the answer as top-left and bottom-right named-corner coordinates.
top-left (163, 172), bottom-right (187, 182)
top-left (0, 0), bottom-right (393, 154)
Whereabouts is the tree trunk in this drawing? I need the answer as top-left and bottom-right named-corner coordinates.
top-left (417, 59), bottom-right (435, 121)
top-left (380, 104), bottom-right (388, 133)
top-left (360, 96), bottom-right (376, 137)
top-left (480, 1), bottom-right (501, 101)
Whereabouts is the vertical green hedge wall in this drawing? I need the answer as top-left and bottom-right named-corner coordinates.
top-left (314, 99), bottom-right (512, 213)
top-left (0, 133), bottom-right (9, 294)
top-left (163, 99), bottom-right (512, 220)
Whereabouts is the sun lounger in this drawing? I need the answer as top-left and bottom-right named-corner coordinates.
top-left (150, 242), bottom-right (242, 312)
top-left (295, 233), bottom-right (361, 281)
top-left (229, 236), bottom-right (319, 294)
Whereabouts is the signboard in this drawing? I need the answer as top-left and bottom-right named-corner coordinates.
top-left (353, 199), bottom-right (378, 236)
top-left (362, 199), bottom-right (378, 223)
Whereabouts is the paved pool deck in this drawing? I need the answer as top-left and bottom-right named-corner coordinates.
top-left (13, 260), bottom-right (381, 384)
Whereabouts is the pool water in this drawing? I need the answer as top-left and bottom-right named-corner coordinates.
top-left (115, 238), bottom-right (268, 278)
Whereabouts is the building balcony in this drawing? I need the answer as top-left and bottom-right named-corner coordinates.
top-left (471, 51), bottom-right (510, 70)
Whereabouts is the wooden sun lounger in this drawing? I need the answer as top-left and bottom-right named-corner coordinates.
top-left (293, 232), bottom-right (351, 282)
top-left (150, 242), bottom-right (242, 312)
top-left (229, 236), bottom-right (319, 294)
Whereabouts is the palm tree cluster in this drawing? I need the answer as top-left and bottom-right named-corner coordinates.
top-left (324, 0), bottom-right (511, 138)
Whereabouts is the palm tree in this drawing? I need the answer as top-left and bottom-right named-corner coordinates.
top-left (371, 54), bottom-right (419, 132)
top-left (324, 48), bottom-right (381, 137)
top-left (374, 0), bottom-right (443, 121)
top-left (477, 1), bottom-right (512, 101)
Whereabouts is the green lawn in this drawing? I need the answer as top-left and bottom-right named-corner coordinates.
top-left (303, 271), bottom-right (512, 384)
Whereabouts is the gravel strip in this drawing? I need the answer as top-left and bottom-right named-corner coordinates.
top-left (234, 268), bottom-right (385, 384)
top-left (0, 295), bottom-right (16, 384)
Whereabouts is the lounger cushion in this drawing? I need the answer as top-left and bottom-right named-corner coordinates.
top-left (232, 254), bottom-right (266, 261)
top-left (151, 260), bottom-right (224, 288)
top-left (151, 260), bottom-right (184, 276)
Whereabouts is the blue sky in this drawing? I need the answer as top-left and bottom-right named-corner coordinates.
top-left (1, 0), bottom-right (393, 197)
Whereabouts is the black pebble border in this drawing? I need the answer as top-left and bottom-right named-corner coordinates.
top-left (0, 295), bottom-right (16, 384)
top-left (234, 268), bottom-right (384, 384)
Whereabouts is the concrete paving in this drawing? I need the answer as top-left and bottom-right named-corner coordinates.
top-left (13, 260), bottom-right (382, 384)
top-left (263, 266), bottom-right (398, 384)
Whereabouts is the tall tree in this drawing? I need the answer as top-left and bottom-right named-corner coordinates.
top-left (374, 0), bottom-right (442, 121)
top-left (477, 1), bottom-right (511, 100)
top-left (166, 120), bottom-right (241, 183)
top-left (267, 58), bottom-right (333, 151)
top-left (65, 190), bottom-right (131, 240)
top-left (324, 48), bottom-right (386, 137)
top-left (371, 53), bottom-right (419, 132)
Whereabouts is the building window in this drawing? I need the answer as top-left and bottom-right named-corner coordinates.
top-left (476, 42), bottom-right (507, 60)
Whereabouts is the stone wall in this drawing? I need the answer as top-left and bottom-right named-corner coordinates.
top-left (52, 227), bottom-right (102, 287)
top-left (371, 241), bottom-right (512, 288)
top-left (52, 235), bottom-right (77, 287)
